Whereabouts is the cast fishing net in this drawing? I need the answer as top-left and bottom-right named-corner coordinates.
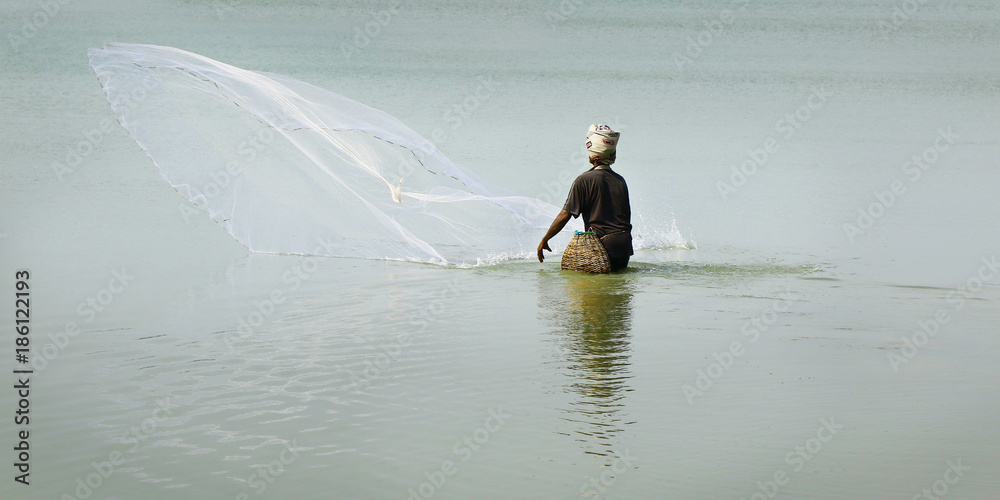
top-left (88, 43), bottom-right (577, 264)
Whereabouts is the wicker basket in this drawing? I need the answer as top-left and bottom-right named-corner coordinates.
top-left (561, 231), bottom-right (610, 274)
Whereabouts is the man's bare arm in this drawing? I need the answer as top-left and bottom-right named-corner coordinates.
top-left (537, 209), bottom-right (573, 262)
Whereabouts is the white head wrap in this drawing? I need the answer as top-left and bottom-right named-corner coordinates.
top-left (585, 124), bottom-right (620, 164)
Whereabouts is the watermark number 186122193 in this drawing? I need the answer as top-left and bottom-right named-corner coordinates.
top-left (13, 269), bottom-right (33, 486)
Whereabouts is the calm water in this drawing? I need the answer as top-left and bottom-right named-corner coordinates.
top-left (2, 1), bottom-right (998, 499)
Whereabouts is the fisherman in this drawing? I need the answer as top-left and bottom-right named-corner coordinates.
top-left (537, 124), bottom-right (633, 271)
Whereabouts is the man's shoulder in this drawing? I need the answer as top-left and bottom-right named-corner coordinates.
top-left (609, 169), bottom-right (627, 185)
top-left (568, 170), bottom-right (593, 188)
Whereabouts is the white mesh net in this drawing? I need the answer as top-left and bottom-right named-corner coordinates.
top-left (88, 43), bottom-right (578, 265)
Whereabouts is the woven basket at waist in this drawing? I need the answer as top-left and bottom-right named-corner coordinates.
top-left (560, 231), bottom-right (610, 274)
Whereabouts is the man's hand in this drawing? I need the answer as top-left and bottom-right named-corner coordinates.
top-left (537, 240), bottom-right (551, 262)
top-left (537, 209), bottom-right (572, 264)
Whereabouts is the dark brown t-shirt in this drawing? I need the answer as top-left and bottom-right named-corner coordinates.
top-left (563, 168), bottom-right (633, 258)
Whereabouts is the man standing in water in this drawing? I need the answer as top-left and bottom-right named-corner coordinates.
top-left (537, 124), bottom-right (633, 271)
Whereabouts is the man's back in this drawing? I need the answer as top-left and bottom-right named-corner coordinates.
top-left (563, 168), bottom-right (632, 237)
top-left (563, 168), bottom-right (633, 259)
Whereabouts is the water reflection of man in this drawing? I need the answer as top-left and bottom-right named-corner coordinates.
top-left (540, 272), bottom-right (635, 456)
top-left (537, 124), bottom-right (634, 271)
